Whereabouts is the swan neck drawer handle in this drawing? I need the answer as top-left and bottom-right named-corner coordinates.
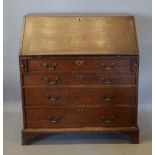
top-left (101, 115), bottom-right (114, 123)
top-left (43, 77), bottom-right (59, 85)
top-left (43, 63), bottom-right (57, 71)
top-left (47, 116), bottom-right (62, 123)
top-left (46, 95), bottom-right (60, 102)
top-left (101, 63), bottom-right (116, 71)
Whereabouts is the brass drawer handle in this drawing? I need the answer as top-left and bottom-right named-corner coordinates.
top-left (43, 63), bottom-right (57, 71)
top-left (101, 63), bottom-right (116, 71)
top-left (101, 77), bottom-right (115, 84)
top-left (46, 95), bottom-right (60, 102)
top-left (101, 115), bottom-right (114, 123)
top-left (103, 120), bottom-right (112, 123)
top-left (104, 98), bottom-right (112, 101)
top-left (47, 116), bottom-right (62, 123)
top-left (102, 95), bottom-right (115, 102)
top-left (43, 77), bottom-right (59, 85)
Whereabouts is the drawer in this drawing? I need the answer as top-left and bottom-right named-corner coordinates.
top-left (26, 56), bottom-right (132, 72)
top-left (23, 72), bottom-right (136, 86)
top-left (24, 87), bottom-right (136, 106)
top-left (25, 107), bottom-right (135, 128)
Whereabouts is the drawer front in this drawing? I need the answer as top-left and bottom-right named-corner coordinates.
top-left (27, 57), bottom-right (132, 72)
top-left (23, 72), bottom-right (136, 86)
top-left (25, 107), bottom-right (135, 128)
top-left (24, 87), bottom-right (136, 106)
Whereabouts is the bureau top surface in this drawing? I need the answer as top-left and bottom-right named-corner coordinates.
top-left (19, 13), bottom-right (139, 56)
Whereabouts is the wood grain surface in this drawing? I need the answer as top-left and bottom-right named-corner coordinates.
top-left (19, 14), bottom-right (138, 55)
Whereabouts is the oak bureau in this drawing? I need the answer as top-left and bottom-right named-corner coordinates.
top-left (19, 13), bottom-right (139, 144)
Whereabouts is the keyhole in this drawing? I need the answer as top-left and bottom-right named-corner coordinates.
top-left (77, 109), bottom-right (84, 114)
top-left (74, 60), bottom-right (84, 65)
top-left (76, 74), bottom-right (84, 80)
top-left (76, 89), bottom-right (85, 96)
top-left (78, 61), bottom-right (81, 65)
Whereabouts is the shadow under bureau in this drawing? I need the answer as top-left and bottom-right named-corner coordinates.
top-left (19, 13), bottom-right (139, 144)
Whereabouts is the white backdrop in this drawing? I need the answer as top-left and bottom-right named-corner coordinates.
top-left (4, 0), bottom-right (152, 108)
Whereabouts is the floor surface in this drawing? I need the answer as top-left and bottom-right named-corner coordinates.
top-left (4, 104), bottom-right (152, 155)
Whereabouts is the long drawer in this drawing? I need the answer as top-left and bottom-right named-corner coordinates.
top-left (23, 72), bottom-right (136, 86)
top-left (23, 87), bottom-right (136, 106)
top-left (25, 107), bottom-right (136, 128)
top-left (27, 56), bottom-right (132, 72)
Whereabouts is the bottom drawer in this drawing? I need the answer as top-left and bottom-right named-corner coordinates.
top-left (25, 107), bottom-right (136, 128)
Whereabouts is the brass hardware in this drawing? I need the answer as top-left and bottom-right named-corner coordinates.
top-left (43, 77), bottom-right (59, 85)
top-left (46, 95), bottom-right (60, 102)
top-left (76, 74), bottom-right (84, 80)
top-left (101, 115), bottom-right (114, 123)
top-left (76, 89), bottom-right (85, 96)
top-left (47, 116), bottom-right (62, 123)
top-left (102, 94), bottom-right (115, 102)
top-left (74, 60), bottom-right (84, 65)
top-left (104, 120), bottom-right (112, 123)
top-left (75, 17), bottom-right (82, 22)
top-left (101, 77), bottom-right (115, 84)
top-left (101, 63), bottom-right (116, 71)
top-left (111, 63), bottom-right (116, 66)
top-left (42, 63), bottom-right (57, 71)
top-left (104, 98), bottom-right (112, 101)
top-left (77, 109), bottom-right (84, 114)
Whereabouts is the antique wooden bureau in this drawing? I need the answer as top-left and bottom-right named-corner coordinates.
top-left (19, 13), bottom-right (139, 144)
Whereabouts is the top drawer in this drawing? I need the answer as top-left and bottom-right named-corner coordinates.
top-left (24, 56), bottom-right (135, 72)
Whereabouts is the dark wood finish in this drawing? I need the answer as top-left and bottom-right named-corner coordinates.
top-left (27, 57), bottom-right (132, 72)
top-left (19, 14), bottom-right (139, 144)
top-left (128, 131), bottom-right (139, 144)
top-left (25, 106), bottom-right (135, 128)
top-left (22, 132), bottom-right (40, 145)
top-left (23, 72), bottom-right (136, 86)
top-left (23, 87), bottom-right (136, 106)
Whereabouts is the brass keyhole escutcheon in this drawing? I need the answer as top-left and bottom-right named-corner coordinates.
top-left (74, 60), bottom-right (84, 65)
top-left (76, 74), bottom-right (84, 80)
top-left (77, 109), bottom-right (84, 115)
top-left (76, 89), bottom-right (85, 96)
